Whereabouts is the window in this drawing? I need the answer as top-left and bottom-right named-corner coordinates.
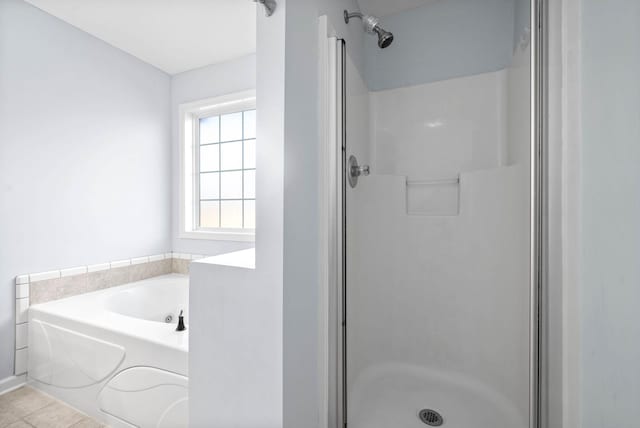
top-left (179, 91), bottom-right (256, 241)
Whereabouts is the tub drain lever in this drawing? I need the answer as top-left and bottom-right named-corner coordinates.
top-left (176, 310), bottom-right (186, 332)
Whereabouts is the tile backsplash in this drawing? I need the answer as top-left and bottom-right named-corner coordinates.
top-left (29, 258), bottom-right (172, 305)
top-left (13, 252), bottom-right (203, 377)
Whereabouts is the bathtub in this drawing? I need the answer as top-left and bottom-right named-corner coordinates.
top-left (27, 274), bottom-right (189, 428)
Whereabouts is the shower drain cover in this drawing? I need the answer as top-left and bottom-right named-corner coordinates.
top-left (418, 409), bottom-right (444, 426)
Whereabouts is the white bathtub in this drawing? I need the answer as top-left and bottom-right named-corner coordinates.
top-left (28, 274), bottom-right (189, 428)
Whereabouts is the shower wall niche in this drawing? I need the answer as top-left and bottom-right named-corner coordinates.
top-left (344, 1), bottom-right (532, 427)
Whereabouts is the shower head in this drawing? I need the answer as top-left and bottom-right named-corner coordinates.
top-left (373, 26), bottom-right (394, 49)
top-left (344, 10), bottom-right (394, 49)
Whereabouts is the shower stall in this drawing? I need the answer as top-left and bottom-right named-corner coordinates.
top-left (320, 1), bottom-right (542, 427)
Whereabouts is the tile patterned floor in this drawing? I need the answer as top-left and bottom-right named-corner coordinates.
top-left (0, 387), bottom-right (104, 428)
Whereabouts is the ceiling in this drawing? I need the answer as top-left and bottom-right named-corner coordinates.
top-left (24, 0), bottom-right (256, 75)
top-left (357, 0), bottom-right (436, 17)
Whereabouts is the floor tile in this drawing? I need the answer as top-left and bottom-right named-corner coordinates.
top-left (1, 387), bottom-right (102, 428)
top-left (5, 421), bottom-right (33, 428)
top-left (0, 408), bottom-right (20, 428)
top-left (23, 402), bottom-right (84, 428)
top-left (69, 418), bottom-right (104, 428)
top-left (0, 387), bottom-right (53, 419)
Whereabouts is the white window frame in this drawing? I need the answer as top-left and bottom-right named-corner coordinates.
top-left (178, 90), bottom-right (256, 242)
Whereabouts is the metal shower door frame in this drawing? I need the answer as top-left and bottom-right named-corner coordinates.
top-left (336, 0), bottom-right (546, 426)
top-left (530, 0), bottom-right (546, 426)
top-left (336, 38), bottom-right (347, 428)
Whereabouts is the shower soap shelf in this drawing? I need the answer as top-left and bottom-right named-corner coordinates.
top-left (406, 176), bottom-right (460, 216)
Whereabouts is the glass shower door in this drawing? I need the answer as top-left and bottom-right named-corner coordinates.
top-left (340, 2), bottom-right (536, 426)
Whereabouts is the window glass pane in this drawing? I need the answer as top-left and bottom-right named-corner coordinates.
top-left (199, 116), bottom-right (219, 144)
top-left (244, 139), bottom-right (256, 169)
top-left (220, 112), bottom-right (243, 142)
top-left (200, 172), bottom-right (219, 200)
top-left (220, 171), bottom-right (242, 199)
top-left (244, 200), bottom-right (255, 229)
top-left (221, 201), bottom-right (243, 228)
top-left (192, 107), bottom-right (256, 232)
top-left (200, 144), bottom-right (219, 172)
top-left (244, 170), bottom-right (255, 199)
top-left (200, 201), bottom-right (220, 228)
top-left (220, 141), bottom-right (243, 171)
top-left (244, 110), bottom-right (256, 139)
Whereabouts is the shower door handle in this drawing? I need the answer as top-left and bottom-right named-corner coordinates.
top-left (348, 155), bottom-right (369, 188)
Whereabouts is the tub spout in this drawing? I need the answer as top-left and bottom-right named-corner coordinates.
top-left (176, 310), bottom-right (186, 331)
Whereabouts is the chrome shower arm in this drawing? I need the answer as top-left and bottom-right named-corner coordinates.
top-left (344, 10), bottom-right (364, 23)
top-left (344, 11), bottom-right (379, 33)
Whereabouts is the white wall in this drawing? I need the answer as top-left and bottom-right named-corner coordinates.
top-left (580, 1), bottom-right (640, 427)
top-left (364, 0), bottom-right (516, 91)
top-left (189, 4), bottom-right (285, 427)
top-left (544, 1), bottom-right (578, 426)
top-left (552, 1), bottom-right (583, 426)
top-left (0, 0), bottom-right (171, 381)
top-left (170, 55), bottom-right (256, 256)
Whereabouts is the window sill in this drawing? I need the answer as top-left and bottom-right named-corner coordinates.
top-left (179, 230), bottom-right (255, 242)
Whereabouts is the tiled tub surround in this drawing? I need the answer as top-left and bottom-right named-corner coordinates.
top-left (30, 259), bottom-right (171, 306)
top-left (27, 275), bottom-right (189, 428)
top-left (13, 253), bottom-right (202, 377)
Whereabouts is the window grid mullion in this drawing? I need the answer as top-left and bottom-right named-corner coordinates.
top-left (200, 168), bottom-right (255, 174)
top-left (196, 117), bottom-right (201, 228)
top-left (218, 115), bottom-right (222, 228)
top-left (200, 198), bottom-right (255, 202)
top-left (242, 111), bottom-right (245, 228)
top-left (201, 138), bottom-right (246, 147)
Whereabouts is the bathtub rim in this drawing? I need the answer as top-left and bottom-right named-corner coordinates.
top-left (28, 273), bottom-right (189, 353)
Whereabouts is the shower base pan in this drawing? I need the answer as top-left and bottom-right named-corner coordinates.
top-left (348, 364), bottom-right (526, 428)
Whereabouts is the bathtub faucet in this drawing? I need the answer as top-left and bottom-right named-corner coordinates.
top-left (176, 310), bottom-right (186, 332)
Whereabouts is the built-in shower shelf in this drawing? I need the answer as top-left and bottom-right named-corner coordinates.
top-left (406, 176), bottom-right (460, 216)
top-left (407, 177), bottom-right (459, 186)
